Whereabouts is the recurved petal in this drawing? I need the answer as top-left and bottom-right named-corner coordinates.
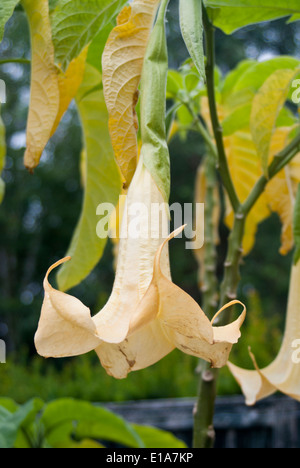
top-left (35, 258), bottom-right (101, 358)
top-left (227, 355), bottom-right (276, 406)
top-left (149, 229), bottom-right (246, 368)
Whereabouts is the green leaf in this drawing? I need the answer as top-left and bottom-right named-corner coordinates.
top-left (57, 64), bottom-right (121, 292)
top-left (132, 424), bottom-right (188, 448)
top-left (54, 438), bottom-right (105, 448)
top-left (221, 59), bottom-right (256, 103)
top-left (250, 68), bottom-right (299, 176)
top-left (231, 57), bottom-right (300, 95)
top-left (0, 0), bottom-right (19, 42)
top-left (49, 0), bottom-right (58, 11)
top-left (179, 0), bottom-right (205, 81)
top-left (0, 398), bottom-right (19, 413)
top-left (86, 21), bottom-right (115, 73)
top-left (289, 13), bottom-right (300, 22)
top-left (220, 57), bottom-right (300, 138)
top-left (205, 0), bottom-right (300, 34)
top-left (0, 399), bottom-right (44, 448)
top-left (294, 184), bottom-right (300, 265)
top-left (166, 70), bottom-right (185, 99)
top-left (0, 113), bottom-right (6, 204)
top-left (42, 399), bottom-right (144, 448)
top-left (222, 103), bottom-right (251, 136)
top-left (51, 0), bottom-right (127, 71)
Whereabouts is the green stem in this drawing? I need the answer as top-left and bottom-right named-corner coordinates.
top-left (202, 5), bottom-right (240, 213)
top-left (193, 363), bottom-right (218, 448)
top-left (242, 130), bottom-right (300, 215)
top-left (185, 101), bottom-right (218, 161)
top-left (0, 58), bottom-right (30, 66)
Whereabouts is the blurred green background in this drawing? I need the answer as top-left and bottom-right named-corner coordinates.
top-left (0, 1), bottom-right (298, 403)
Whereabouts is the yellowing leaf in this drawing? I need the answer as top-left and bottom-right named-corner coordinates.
top-left (102, 0), bottom-right (160, 187)
top-left (265, 127), bottom-right (300, 255)
top-left (250, 68), bottom-right (298, 177)
top-left (22, 0), bottom-right (60, 170)
top-left (224, 130), bottom-right (271, 255)
top-left (201, 90), bottom-right (300, 257)
top-left (23, 0), bottom-right (88, 169)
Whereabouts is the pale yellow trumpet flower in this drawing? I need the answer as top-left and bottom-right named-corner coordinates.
top-left (228, 259), bottom-right (300, 405)
top-left (35, 156), bottom-right (246, 379)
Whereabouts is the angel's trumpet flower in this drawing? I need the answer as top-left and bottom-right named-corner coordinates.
top-left (35, 156), bottom-right (246, 379)
top-left (35, 0), bottom-right (246, 379)
top-left (228, 259), bottom-right (300, 405)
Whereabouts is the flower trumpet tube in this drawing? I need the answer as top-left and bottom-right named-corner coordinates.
top-left (228, 258), bottom-right (300, 406)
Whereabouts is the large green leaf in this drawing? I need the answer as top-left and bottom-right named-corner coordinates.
top-left (0, 113), bottom-right (6, 204)
top-left (57, 64), bottom-right (121, 292)
top-left (41, 399), bottom-right (144, 448)
top-left (228, 57), bottom-right (300, 96)
top-left (205, 0), bottom-right (300, 34)
top-left (221, 57), bottom-right (300, 136)
top-left (0, 399), bottom-right (43, 448)
top-left (0, 0), bottom-right (19, 42)
top-left (179, 0), bottom-right (205, 81)
top-left (51, 0), bottom-right (127, 71)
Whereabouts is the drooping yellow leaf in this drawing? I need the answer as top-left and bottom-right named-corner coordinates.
top-left (22, 0), bottom-right (60, 170)
top-left (228, 259), bottom-right (300, 405)
top-left (102, 0), bottom-right (160, 187)
top-left (250, 68), bottom-right (298, 177)
top-left (51, 47), bottom-right (88, 137)
top-left (224, 130), bottom-right (271, 255)
top-left (23, 0), bottom-right (88, 169)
